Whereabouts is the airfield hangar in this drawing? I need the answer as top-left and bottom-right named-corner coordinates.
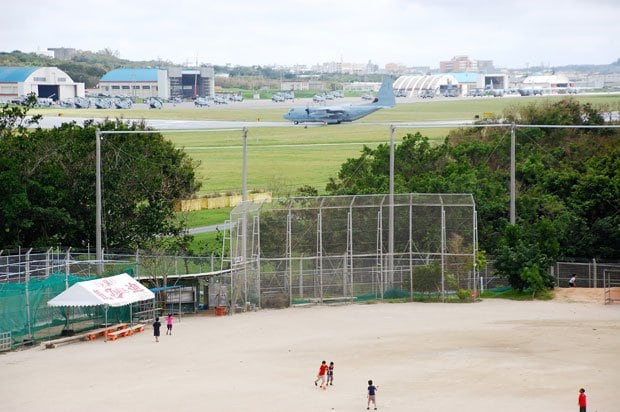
top-left (394, 73), bottom-right (508, 97)
top-left (393, 74), bottom-right (460, 97)
top-left (521, 74), bottom-right (574, 92)
top-left (0, 66), bottom-right (85, 101)
top-left (99, 66), bottom-right (214, 100)
top-left (166, 66), bottom-right (215, 99)
top-left (100, 68), bottom-right (169, 100)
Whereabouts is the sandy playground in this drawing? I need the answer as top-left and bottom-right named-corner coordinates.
top-left (1, 288), bottom-right (619, 412)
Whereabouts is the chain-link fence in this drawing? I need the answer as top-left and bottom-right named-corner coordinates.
top-left (228, 193), bottom-right (479, 309)
top-left (554, 261), bottom-right (620, 288)
top-left (0, 248), bottom-right (222, 348)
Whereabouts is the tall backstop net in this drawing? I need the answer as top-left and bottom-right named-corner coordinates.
top-left (228, 193), bottom-right (478, 309)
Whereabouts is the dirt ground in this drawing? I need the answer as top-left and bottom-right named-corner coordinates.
top-left (1, 289), bottom-right (619, 412)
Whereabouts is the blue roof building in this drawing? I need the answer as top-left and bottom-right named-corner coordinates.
top-left (451, 72), bottom-right (482, 84)
top-left (100, 68), bottom-right (161, 82)
top-left (99, 68), bottom-right (168, 99)
top-left (0, 67), bottom-right (40, 83)
top-left (0, 66), bottom-right (84, 101)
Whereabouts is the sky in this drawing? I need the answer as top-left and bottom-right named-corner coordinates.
top-left (2, 0), bottom-right (619, 69)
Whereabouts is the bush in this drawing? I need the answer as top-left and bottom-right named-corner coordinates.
top-left (457, 289), bottom-right (471, 301)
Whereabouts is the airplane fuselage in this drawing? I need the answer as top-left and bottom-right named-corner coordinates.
top-left (283, 104), bottom-right (382, 124)
top-left (283, 77), bottom-right (395, 125)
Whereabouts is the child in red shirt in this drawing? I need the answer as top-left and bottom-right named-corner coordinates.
top-left (314, 360), bottom-right (328, 388)
top-left (578, 388), bottom-right (586, 412)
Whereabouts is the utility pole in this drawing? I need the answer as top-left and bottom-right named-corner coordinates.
top-left (510, 124), bottom-right (516, 224)
top-left (388, 125), bottom-right (395, 286)
top-left (95, 129), bottom-right (103, 275)
top-left (242, 127), bottom-right (248, 304)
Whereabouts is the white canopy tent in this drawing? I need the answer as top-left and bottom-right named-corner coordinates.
top-left (48, 273), bottom-right (155, 326)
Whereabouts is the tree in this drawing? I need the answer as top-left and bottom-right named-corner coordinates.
top-left (324, 99), bottom-right (619, 291)
top-left (0, 93), bottom-right (41, 139)
top-left (520, 265), bottom-right (548, 298)
top-left (0, 111), bottom-right (201, 249)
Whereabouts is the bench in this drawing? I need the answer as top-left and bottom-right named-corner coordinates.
top-left (84, 323), bottom-right (128, 341)
top-left (129, 323), bottom-right (145, 333)
top-left (45, 333), bottom-right (90, 349)
top-left (106, 329), bottom-right (128, 341)
top-left (45, 323), bottom-right (136, 347)
top-left (305, 296), bottom-right (357, 305)
top-left (106, 324), bottom-right (145, 341)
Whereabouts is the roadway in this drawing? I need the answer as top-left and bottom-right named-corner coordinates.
top-left (186, 222), bottom-right (231, 234)
top-left (35, 116), bottom-right (290, 129)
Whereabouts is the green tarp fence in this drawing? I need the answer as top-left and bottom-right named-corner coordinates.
top-left (0, 271), bottom-right (133, 347)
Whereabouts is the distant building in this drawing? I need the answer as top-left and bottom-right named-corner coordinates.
top-left (0, 66), bottom-right (85, 101)
top-left (521, 74), bottom-right (574, 93)
top-left (99, 66), bottom-right (215, 99)
top-left (166, 66), bottom-right (214, 99)
top-left (393, 74), bottom-right (459, 97)
top-left (440, 56), bottom-right (477, 73)
top-left (312, 60), bottom-right (378, 75)
top-left (343, 81), bottom-right (382, 92)
top-left (451, 72), bottom-right (484, 93)
top-left (408, 66), bottom-right (432, 75)
top-left (47, 48), bottom-right (77, 60)
top-left (281, 81), bottom-right (309, 91)
top-left (385, 62), bottom-right (408, 75)
top-left (439, 56), bottom-right (495, 74)
top-left (476, 60), bottom-right (495, 73)
top-left (484, 74), bottom-right (508, 90)
top-left (100, 68), bottom-right (168, 99)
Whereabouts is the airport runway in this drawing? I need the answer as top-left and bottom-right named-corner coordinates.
top-left (35, 115), bottom-right (475, 130)
top-left (35, 116), bottom-right (290, 130)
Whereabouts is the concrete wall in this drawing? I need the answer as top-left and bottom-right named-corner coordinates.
top-left (174, 192), bottom-right (272, 212)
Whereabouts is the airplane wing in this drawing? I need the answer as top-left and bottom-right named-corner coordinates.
top-left (310, 106), bottom-right (348, 115)
top-left (309, 108), bottom-right (346, 119)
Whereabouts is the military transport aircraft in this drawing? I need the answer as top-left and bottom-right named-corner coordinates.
top-left (283, 78), bottom-right (395, 125)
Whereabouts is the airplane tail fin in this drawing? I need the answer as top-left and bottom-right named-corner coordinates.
top-left (373, 77), bottom-right (396, 108)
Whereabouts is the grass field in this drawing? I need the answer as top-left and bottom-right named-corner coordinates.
top-left (33, 94), bottom-right (620, 195)
top-left (177, 207), bottom-right (232, 227)
top-left (170, 126), bottom-right (451, 195)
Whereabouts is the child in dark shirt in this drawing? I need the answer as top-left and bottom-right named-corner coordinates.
top-left (367, 379), bottom-right (378, 410)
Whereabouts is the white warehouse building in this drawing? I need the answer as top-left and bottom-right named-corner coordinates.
top-left (393, 74), bottom-right (459, 97)
top-left (0, 66), bottom-right (85, 101)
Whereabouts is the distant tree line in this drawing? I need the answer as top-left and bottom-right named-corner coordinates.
top-left (1, 50), bottom-right (386, 91)
top-left (0, 50), bottom-right (173, 88)
top-left (323, 99), bottom-right (619, 291)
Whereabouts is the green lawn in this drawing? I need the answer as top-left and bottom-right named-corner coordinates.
top-left (176, 207), bottom-right (232, 227)
top-left (32, 94), bottom-right (620, 196)
top-left (168, 126), bottom-right (451, 195)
